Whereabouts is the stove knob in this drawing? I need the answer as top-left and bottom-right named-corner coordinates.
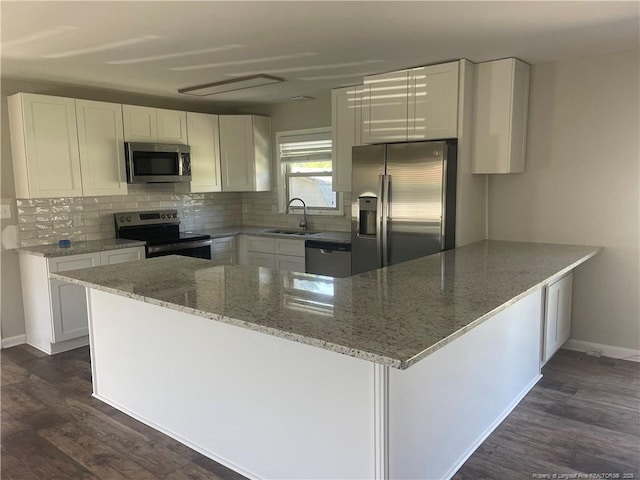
top-left (173, 213), bottom-right (178, 218)
top-left (161, 214), bottom-right (166, 219)
top-left (126, 216), bottom-right (131, 222)
top-left (119, 216), bottom-right (125, 223)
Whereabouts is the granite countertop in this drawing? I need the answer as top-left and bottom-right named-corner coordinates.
top-left (16, 238), bottom-right (146, 257)
top-left (51, 240), bottom-right (599, 369)
top-left (188, 226), bottom-right (351, 244)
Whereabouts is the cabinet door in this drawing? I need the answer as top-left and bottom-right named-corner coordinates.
top-left (332, 86), bottom-right (362, 192)
top-left (408, 62), bottom-right (459, 141)
top-left (219, 116), bottom-right (255, 191)
top-left (275, 254), bottom-right (305, 273)
top-left (157, 109), bottom-right (188, 144)
top-left (49, 253), bottom-right (100, 342)
top-left (99, 247), bottom-right (145, 265)
top-left (186, 112), bottom-right (222, 192)
top-left (12, 93), bottom-right (83, 198)
top-left (362, 70), bottom-right (409, 144)
top-left (246, 236), bottom-right (275, 254)
top-left (123, 105), bottom-right (157, 142)
top-left (76, 100), bottom-right (128, 196)
top-left (274, 238), bottom-right (305, 257)
top-left (246, 251), bottom-right (276, 269)
top-left (543, 273), bottom-right (574, 363)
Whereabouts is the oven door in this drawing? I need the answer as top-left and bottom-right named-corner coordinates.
top-left (147, 240), bottom-right (212, 259)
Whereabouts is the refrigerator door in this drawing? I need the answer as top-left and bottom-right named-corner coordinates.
top-left (385, 141), bottom-right (446, 266)
top-left (351, 144), bottom-right (386, 275)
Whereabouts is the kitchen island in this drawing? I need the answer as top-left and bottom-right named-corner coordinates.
top-left (53, 240), bottom-right (599, 480)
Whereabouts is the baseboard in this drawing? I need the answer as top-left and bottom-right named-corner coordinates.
top-left (1, 334), bottom-right (26, 349)
top-left (563, 339), bottom-right (640, 363)
top-left (92, 393), bottom-right (261, 480)
top-left (444, 373), bottom-right (543, 480)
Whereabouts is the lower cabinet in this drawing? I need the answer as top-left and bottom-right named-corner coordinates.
top-left (19, 246), bottom-right (144, 354)
top-left (210, 236), bottom-right (237, 266)
top-left (542, 272), bottom-right (573, 364)
top-left (239, 235), bottom-right (305, 273)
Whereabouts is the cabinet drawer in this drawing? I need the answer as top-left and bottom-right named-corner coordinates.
top-left (99, 247), bottom-right (144, 265)
top-left (274, 239), bottom-right (305, 257)
top-left (246, 251), bottom-right (276, 269)
top-left (48, 253), bottom-right (100, 273)
top-left (246, 236), bottom-right (275, 254)
top-left (211, 236), bottom-right (236, 254)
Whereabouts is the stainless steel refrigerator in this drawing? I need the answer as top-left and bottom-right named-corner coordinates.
top-left (351, 140), bottom-right (457, 275)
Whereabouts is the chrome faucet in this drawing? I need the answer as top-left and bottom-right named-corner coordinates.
top-left (286, 197), bottom-right (308, 230)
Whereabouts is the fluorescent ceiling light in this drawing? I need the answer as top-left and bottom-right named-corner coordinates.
top-left (106, 44), bottom-right (245, 65)
top-left (44, 35), bottom-right (161, 59)
top-left (226, 60), bottom-right (384, 77)
top-left (178, 74), bottom-right (284, 97)
top-left (169, 52), bottom-right (318, 71)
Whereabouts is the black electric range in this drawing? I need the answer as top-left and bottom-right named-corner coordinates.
top-left (114, 209), bottom-right (212, 259)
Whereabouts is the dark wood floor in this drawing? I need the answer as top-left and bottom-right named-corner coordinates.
top-left (2, 345), bottom-right (638, 480)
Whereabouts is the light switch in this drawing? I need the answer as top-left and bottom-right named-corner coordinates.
top-left (0, 204), bottom-right (11, 219)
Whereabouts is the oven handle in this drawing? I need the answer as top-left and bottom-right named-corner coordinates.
top-left (147, 239), bottom-right (213, 254)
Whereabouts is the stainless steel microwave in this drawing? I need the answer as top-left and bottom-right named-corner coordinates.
top-left (125, 142), bottom-right (191, 183)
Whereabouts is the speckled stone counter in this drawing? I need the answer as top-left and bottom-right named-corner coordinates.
top-left (17, 238), bottom-right (146, 257)
top-left (52, 240), bottom-right (599, 369)
top-left (189, 225), bottom-right (351, 243)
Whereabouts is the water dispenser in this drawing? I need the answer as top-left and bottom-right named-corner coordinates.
top-left (358, 196), bottom-right (377, 235)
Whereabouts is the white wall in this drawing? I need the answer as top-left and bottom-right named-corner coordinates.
top-left (488, 49), bottom-right (640, 351)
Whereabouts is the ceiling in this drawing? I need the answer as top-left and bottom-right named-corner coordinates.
top-left (2, 1), bottom-right (639, 107)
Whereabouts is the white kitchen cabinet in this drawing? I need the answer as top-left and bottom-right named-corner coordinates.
top-left (407, 62), bottom-right (459, 141)
top-left (362, 69), bottom-right (409, 144)
top-left (8, 93), bottom-right (83, 198)
top-left (210, 236), bottom-right (236, 266)
top-left (183, 112), bottom-right (222, 193)
top-left (331, 85), bottom-right (363, 192)
top-left (99, 246), bottom-right (145, 265)
top-left (19, 246), bottom-right (145, 354)
top-left (275, 254), bottom-right (306, 273)
top-left (472, 58), bottom-right (530, 174)
top-left (542, 273), bottom-right (573, 364)
top-left (219, 115), bottom-right (271, 192)
top-left (75, 100), bottom-right (128, 196)
top-left (362, 62), bottom-right (460, 145)
top-left (122, 105), bottom-right (188, 144)
top-left (240, 235), bottom-right (305, 273)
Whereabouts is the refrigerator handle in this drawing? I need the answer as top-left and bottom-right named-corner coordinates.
top-left (377, 175), bottom-right (384, 267)
top-left (382, 174), bottom-right (390, 267)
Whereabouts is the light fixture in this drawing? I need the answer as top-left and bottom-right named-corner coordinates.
top-left (289, 95), bottom-right (314, 101)
top-left (177, 74), bottom-right (284, 97)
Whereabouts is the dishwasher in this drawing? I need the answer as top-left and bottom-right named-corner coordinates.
top-left (305, 240), bottom-right (352, 278)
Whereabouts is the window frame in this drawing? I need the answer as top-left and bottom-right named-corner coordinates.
top-left (276, 128), bottom-right (343, 216)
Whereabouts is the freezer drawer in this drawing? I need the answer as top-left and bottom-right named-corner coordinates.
top-left (305, 241), bottom-right (352, 278)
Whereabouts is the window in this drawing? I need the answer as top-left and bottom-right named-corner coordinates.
top-left (276, 128), bottom-right (342, 215)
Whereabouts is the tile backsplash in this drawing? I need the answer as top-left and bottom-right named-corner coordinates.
top-left (241, 191), bottom-right (350, 232)
top-left (15, 185), bottom-right (351, 248)
top-left (16, 184), bottom-right (242, 247)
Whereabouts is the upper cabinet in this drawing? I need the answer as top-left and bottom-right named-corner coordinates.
top-left (8, 93), bottom-right (83, 198)
top-left (472, 58), bottom-right (530, 174)
top-left (219, 115), bottom-right (271, 192)
top-left (9, 93), bottom-right (127, 198)
top-left (122, 105), bottom-right (188, 144)
top-left (361, 62), bottom-right (459, 144)
top-left (183, 112), bottom-right (222, 193)
top-left (407, 62), bottom-right (459, 141)
top-left (331, 85), bottom-right (363, 192)
top-left (75, 100), bottom-right (128, 196)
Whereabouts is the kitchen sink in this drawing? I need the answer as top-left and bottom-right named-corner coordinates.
top-left (263, 229), bottom-right (320, 236)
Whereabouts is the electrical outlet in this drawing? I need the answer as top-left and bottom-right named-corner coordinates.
top-left (0, 204), bottom-right (11, 219)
